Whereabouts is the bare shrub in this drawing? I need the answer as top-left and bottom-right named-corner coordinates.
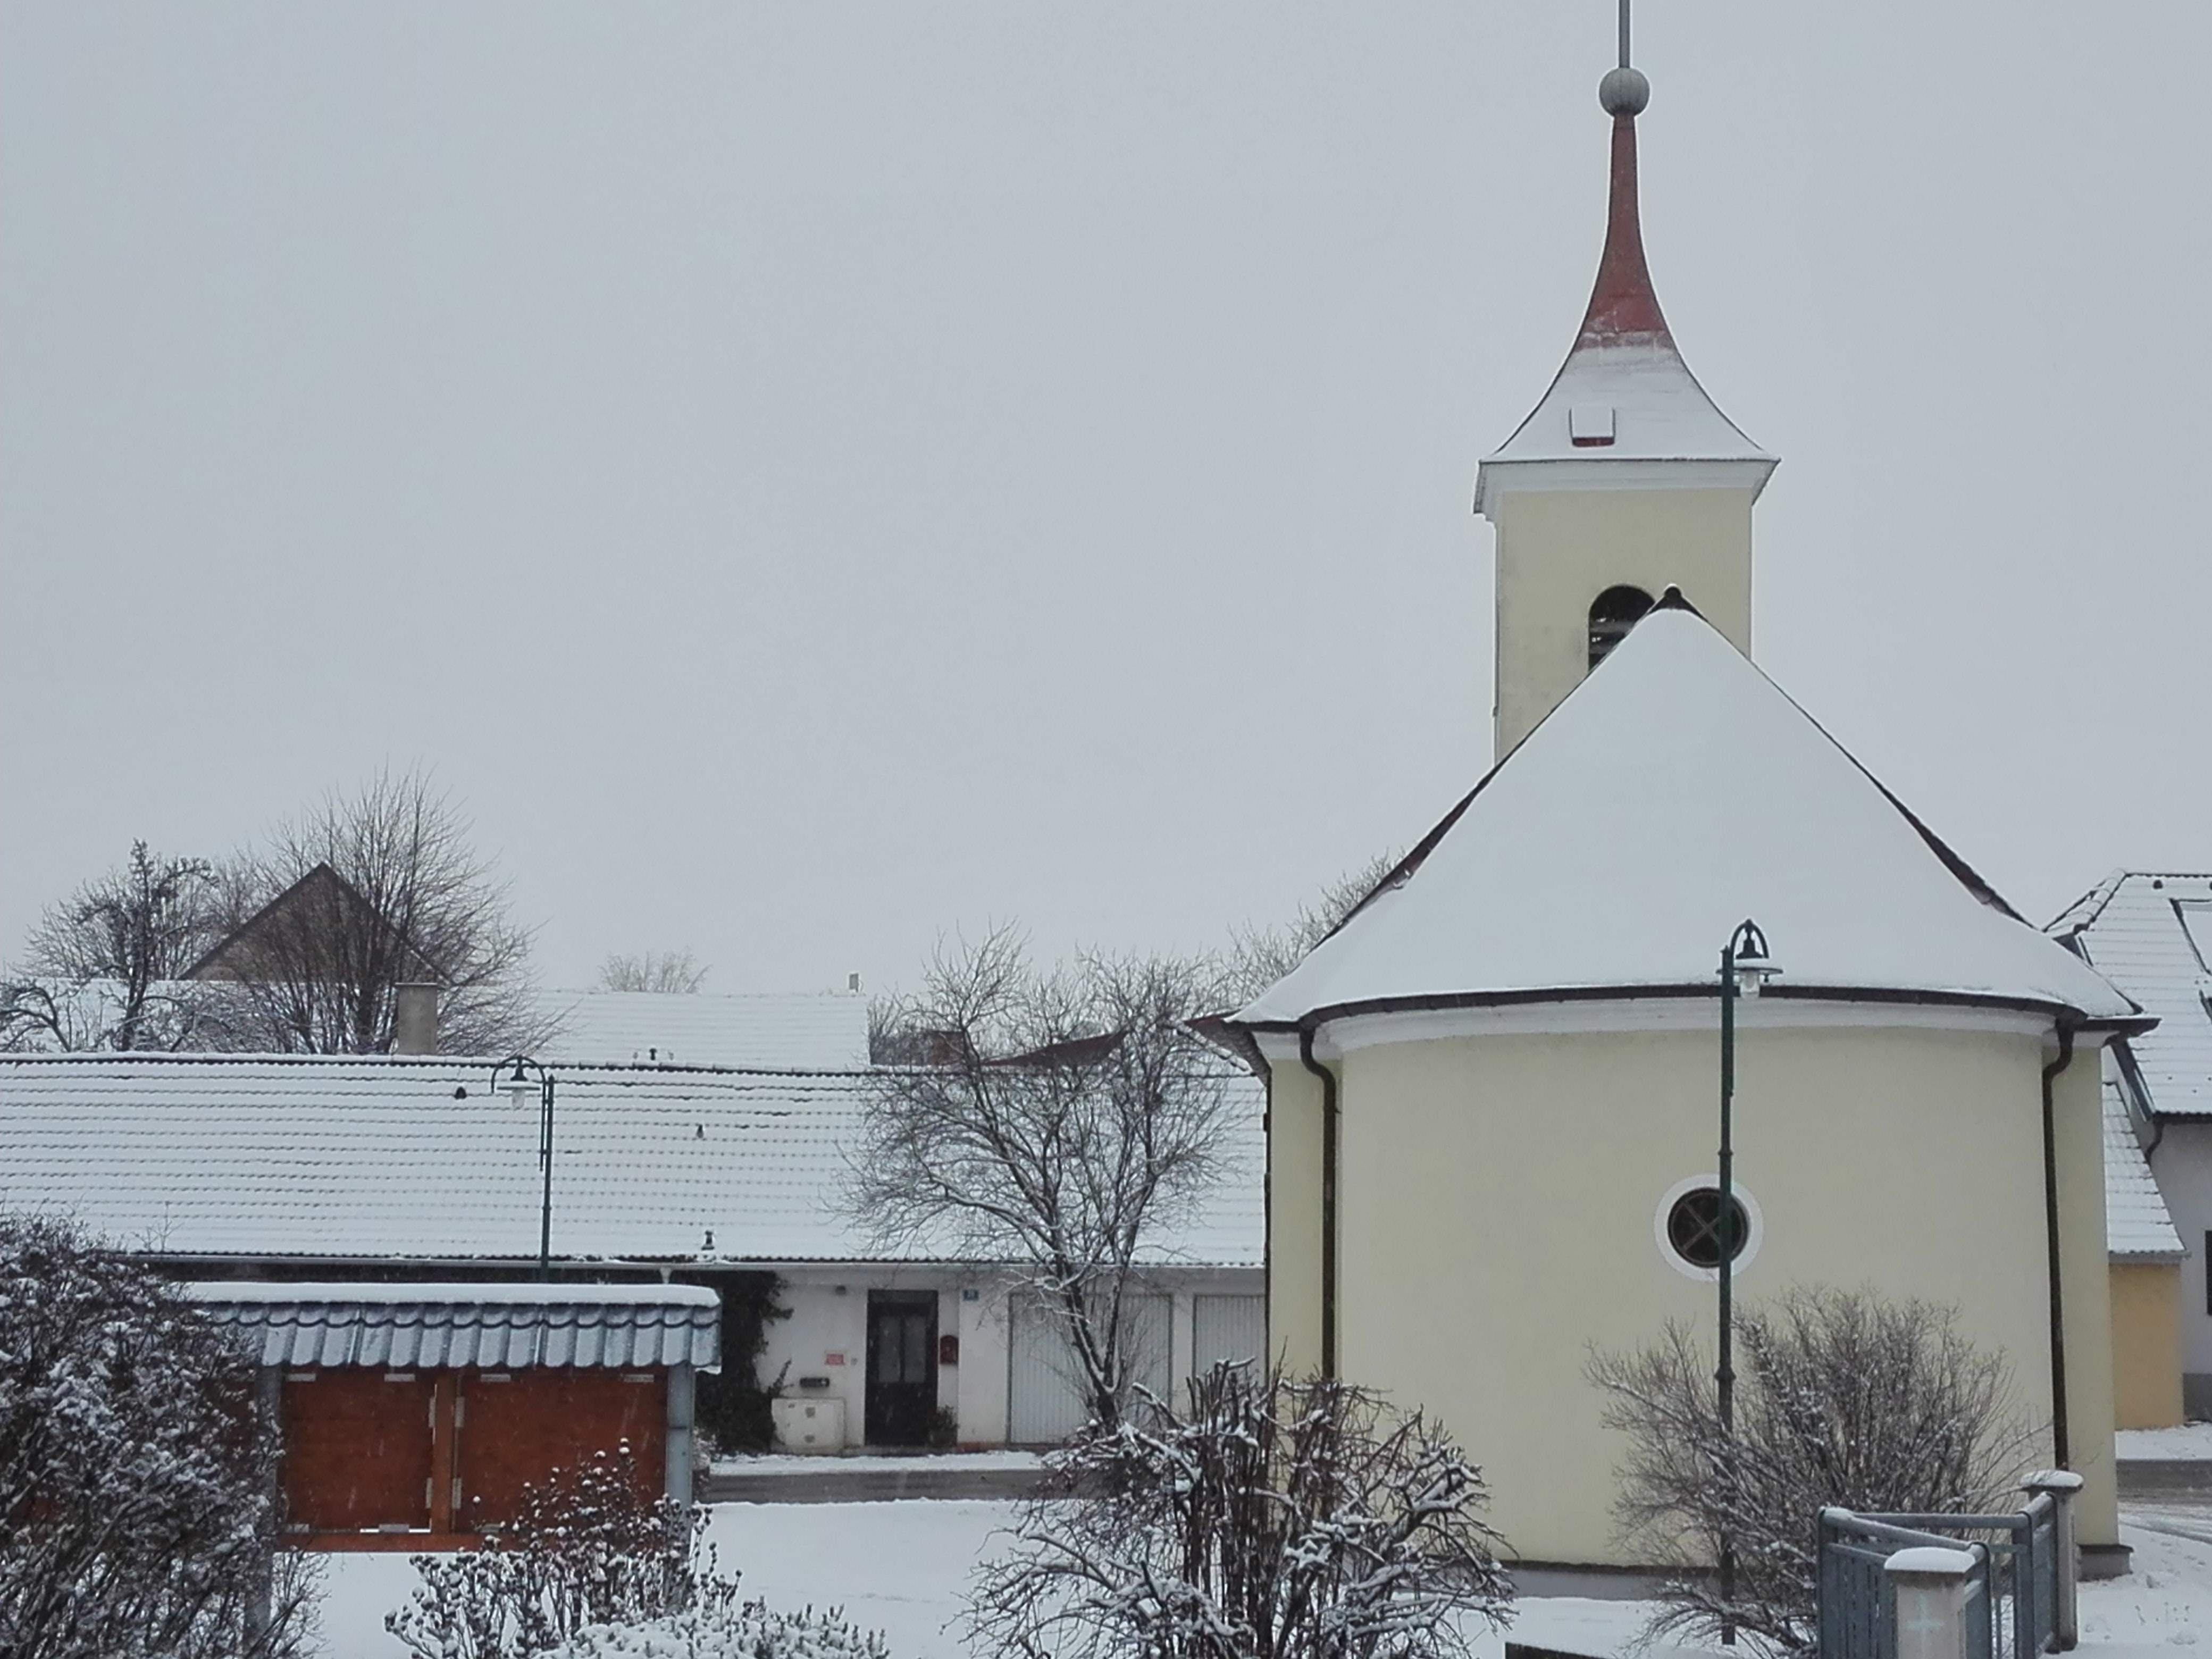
top-left (1222, 850), bottom-right (1401, 1006)
top-left (597, 950), bottom-right (709, 994)
top-left (389, 1447), bottom-right (725, 1658)
top-left (852, 929), bottom-right (1241, 1432)
top-left (1588, 1285), bottom-right (2037, 1655)
top-left (0, 1213), bottom-right (319, 1658)
top-left (966, 1363), bottom-right (1514, 1659)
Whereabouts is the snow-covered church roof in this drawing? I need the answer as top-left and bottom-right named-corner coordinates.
top-left (1235, 600), bottom-right (2141, 1031)
top-left (1474, 69), bottom-right (1773, 513)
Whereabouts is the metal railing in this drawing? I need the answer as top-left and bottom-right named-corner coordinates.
top-left (1816, 1474), bottom-right (2077, 1659)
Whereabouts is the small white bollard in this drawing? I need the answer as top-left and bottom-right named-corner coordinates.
top-left (1885, 1546), bottom-right (1979, 1659)
top-left (2023, 1469), bottom-right (2084, 1652)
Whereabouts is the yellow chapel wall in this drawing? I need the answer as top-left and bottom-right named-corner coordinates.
top-left (2110, 1263), bottom-right (2185, 1429)
top-left (1266, 1056), bottom-right (1327, 1378)
top-left (1327, 1020), bottom-right (2082, 1567)
top-left (1490, 486), bottom-right (1755, 758)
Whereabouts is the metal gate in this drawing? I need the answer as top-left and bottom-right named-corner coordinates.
top-left (1007, 1292), bottom-right (1169, 1444)
top-left (1817, 1490), bottom-right (2065, 1659)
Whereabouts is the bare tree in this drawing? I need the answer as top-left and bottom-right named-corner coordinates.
top-left (0, 1213), bottom-right (322, 1658)
top-left (196, 766), bottom-right (540, 1055)
top-left (1588, 1286), bottom-right (2037, 1655)
top-left (851, 928), bottom-right (1240, 1431)
top-left (597, 950), bottom-right (709, 994)
top-left (966, 1363), bottom-right (1514, 1659)
top-left (1, 841), bottom-right (221, 1052)
top-left (1223, 850), bottom-right (1401, 1005)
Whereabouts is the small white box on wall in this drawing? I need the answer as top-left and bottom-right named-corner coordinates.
top-left (770, 1395), bottom-right (847, 1453)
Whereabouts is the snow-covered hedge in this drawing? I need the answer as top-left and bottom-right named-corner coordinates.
top-left (543, 1600), bottom-right (890, 1658)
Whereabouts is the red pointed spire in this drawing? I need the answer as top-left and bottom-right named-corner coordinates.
top-left (1576, 72), bottom-right (1673, 350)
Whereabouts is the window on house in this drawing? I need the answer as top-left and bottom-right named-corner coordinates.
top-left (1668, 1187), bottom-right (1750, 1270)
top-left (1588, 585), bottom-right (1655, 669)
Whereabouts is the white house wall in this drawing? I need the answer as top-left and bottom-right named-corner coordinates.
top-left (756, 1266), bottom-right (1262, 1449)
top-left (2150, 1121), bottom-right (2212, 1412)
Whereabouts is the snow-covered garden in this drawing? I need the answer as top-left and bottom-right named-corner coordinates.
top-left (310, 1497), bottom-right (2212, 1659)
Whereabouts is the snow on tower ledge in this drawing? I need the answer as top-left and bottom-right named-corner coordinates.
top-left (1473, 73), bottom-right (1775, 516)
top-left (1234, 605), bottom-right (2143, 1031)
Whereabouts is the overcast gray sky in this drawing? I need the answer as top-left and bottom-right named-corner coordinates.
top-left (4, 2), bottom-right (2207, 996)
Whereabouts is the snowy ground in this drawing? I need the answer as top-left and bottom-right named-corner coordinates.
top-left (706, 1449), bottom-right (1044, 1476)
top-left (313, 1499), bottom-right (2212, 1659)
top-left (2116, 1422), bottom-right (2212, 1461)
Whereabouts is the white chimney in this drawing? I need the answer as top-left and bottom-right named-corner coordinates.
top-left (393, 983), bottom-right (440, 1055)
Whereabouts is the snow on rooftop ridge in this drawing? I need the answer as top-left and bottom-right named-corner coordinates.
top-left (536, 988), bottom-right (870, 1070)
top-left (1235, 606), bottom-right (2140, 1029)
top-left (2054, 872), bottom-right (2212, 1119)
top-left (186, 1280), bottom-right (720, 1306)
top-left (1476, 96), bottom-right (1772, 512)
top-left (2100, 1053), bottom-right (2184, 1262)
top-left (0, 1056), bottom-right (1264, 1269)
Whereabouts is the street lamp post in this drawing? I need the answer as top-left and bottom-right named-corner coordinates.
top-left (1716, 919), bottom-right (1777, 1647)
top-left (493, 1055), bottom-right (557, 1281)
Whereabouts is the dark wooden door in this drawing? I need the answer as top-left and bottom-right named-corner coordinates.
top-left (457, 1370), bottom-right (664, 1531)
top-left (864, 1291), bottom-right (937, 1447)
top-left (280, 1370), bottom-right (435, 1534)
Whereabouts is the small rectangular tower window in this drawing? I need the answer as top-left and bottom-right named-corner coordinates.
top-left (1569, 404), bottom-right (1616, 447)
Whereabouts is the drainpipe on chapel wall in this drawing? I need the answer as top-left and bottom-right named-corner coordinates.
top-left (2040, 1018), bottom-right (2079, 1470)
top-left (1298, 1026), bottom-right (1340, 1378)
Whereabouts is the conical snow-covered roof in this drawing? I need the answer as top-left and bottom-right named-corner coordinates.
top-left (1235, 601), bottom-right (2141, 1030)
top-left (1473, 78), bottom-right (1774, 514)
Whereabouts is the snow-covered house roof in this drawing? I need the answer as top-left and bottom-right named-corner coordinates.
top-left (2050, 873), bottom-right (2212, 1118)
top-left (1474, 75), bottom-right (1774, 514)
top-left (2099, 1054), bottom-right (2185, 1262)
top-left (536, 990), bottom-right (870, 1069)
top-left (1235, 601), bottom-right (2142, 1032)
top-left (187, 1281), bottom-right (723, 1370)
top-left (0, 1054), bottom-right (1263, 1269)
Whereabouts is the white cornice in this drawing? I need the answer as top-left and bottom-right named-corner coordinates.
top-left (1475, 455), bottom-right (1777, 517)
top-left (1299, 997), bottom-right (2056, 1055)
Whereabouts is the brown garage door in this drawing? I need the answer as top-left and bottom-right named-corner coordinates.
top-left (458, 1370), bottom-right (664, 1530)
top-left (281, 1370), bottom-right (435, 1533)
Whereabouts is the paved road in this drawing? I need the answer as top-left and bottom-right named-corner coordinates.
top-left (699, 1463), bottom-right (1050, 1504)
top-left (2117, 1460), bottom-right (2212, 1503)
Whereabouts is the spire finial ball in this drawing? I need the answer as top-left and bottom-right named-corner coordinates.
top-left (1598, 65), bottom-right (1650, 118)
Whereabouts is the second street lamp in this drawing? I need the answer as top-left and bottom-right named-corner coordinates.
top-left (1715, 918), bottom-right (1777, 1647)
top-left (493, 1055), bottom-right (557, 1282)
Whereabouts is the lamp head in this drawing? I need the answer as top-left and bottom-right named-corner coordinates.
top-left (1729, 920), bottom-right (1779, 998)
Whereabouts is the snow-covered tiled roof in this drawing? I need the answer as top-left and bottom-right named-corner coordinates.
top-left (537, 991), bottom-right (870, 1069)
top-left (187, 1281), bottom-right (723, 1370)
top-left (2051, 874), bottom-right (2212, 1118)
top-left (0, 1055), bottom-right (1263, 1268)
top-left (1235, 605), bottom-right (2141, 1030)
top-left (2101, 1054), bottom-right (2185, 1262)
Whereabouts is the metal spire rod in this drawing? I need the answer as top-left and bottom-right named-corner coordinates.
top-left (1619, 0), bottom-right (1632, 68)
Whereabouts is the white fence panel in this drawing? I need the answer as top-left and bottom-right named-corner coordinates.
top-left (1008, 1293), bottom-right (1170, 1445)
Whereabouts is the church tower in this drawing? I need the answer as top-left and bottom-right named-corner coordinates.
top-left (1476, 44), bottom-right (1775, 759)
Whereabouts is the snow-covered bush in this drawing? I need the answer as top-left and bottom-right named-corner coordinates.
top-left (0, 1212), bottom-right (319, 1658)
top-left (966, 1362), bottom-right (1514, 1659)
top-left (391, 1446), bottom-right (850, 1658)
top-left (542, 1599), bottom-right (891, 1658)
top-left (1589, 1285), bottom-right (2037, 1655)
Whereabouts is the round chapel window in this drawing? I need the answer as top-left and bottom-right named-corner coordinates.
top-left (1653, 1175), bottom-right (1764, 1282)
top-left (1665, 1188), bottom-right (1750, 1269)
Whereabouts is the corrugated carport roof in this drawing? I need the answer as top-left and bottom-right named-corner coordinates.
top-left (187, 1280), bottom-right (722, 1371)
